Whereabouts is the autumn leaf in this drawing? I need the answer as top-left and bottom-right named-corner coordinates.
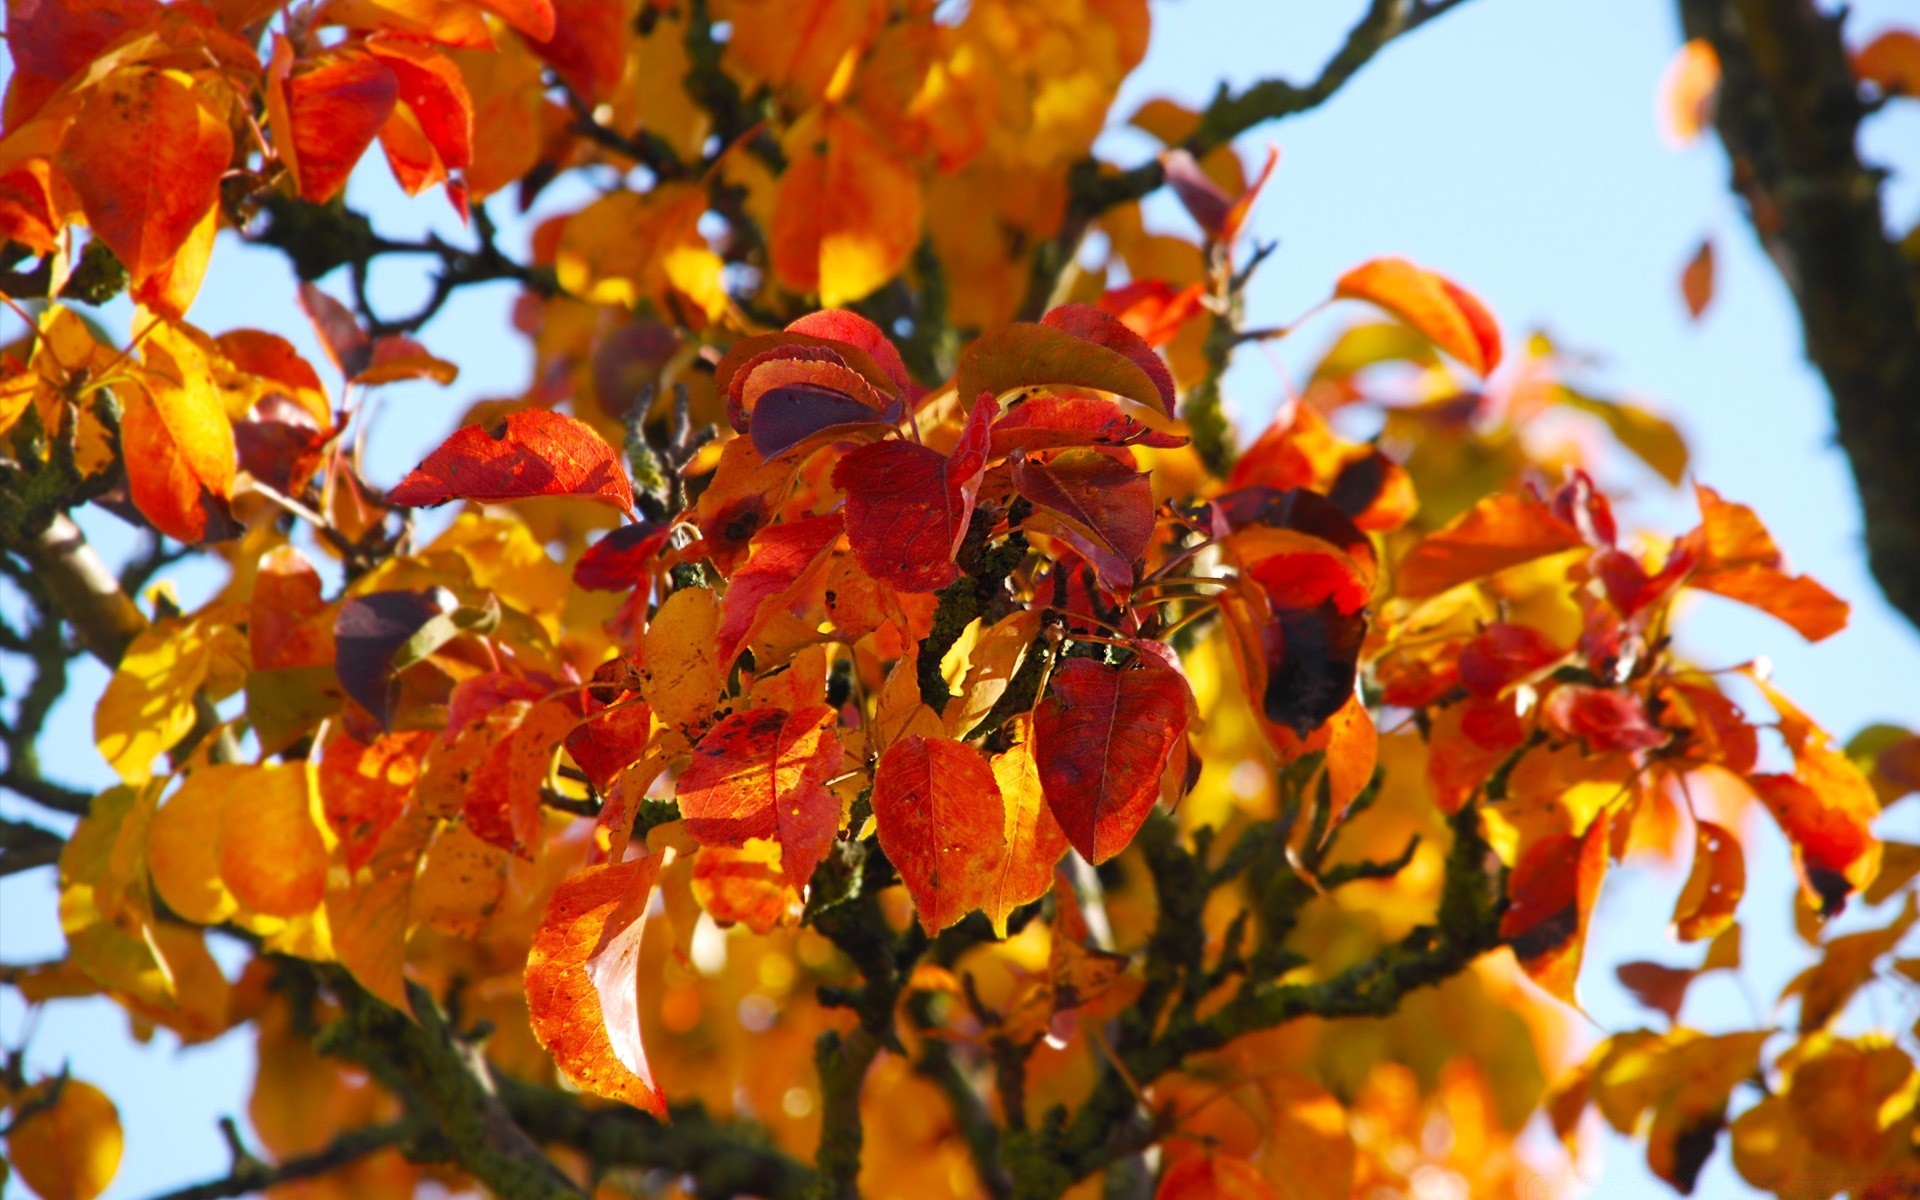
top-left (221, 764), bottom-right (329, 919)
top-left (1333, 258), bottom-right (1502, 376)
top-left (124, 324), bottom-right (239, 543)
top-left (4, 1078), bottom-right (124, 1200)
top-left (56, 68), bottom-right (233, 298)
top-left (989, 394), bottom-right (1186, 458)
top-left (1013, 448), bottom-right (1154, 590)
top-left (958, 321), bottom-right (1172, 417)
top-left (1671, 819), bottom-right (1745, 942)
top-left (676, 706), bottom-right (844, 889)
top-left (318, 728), bottom-right (433, 872)
top-left (1684, 484), bottom-right (1849, 641)
top-left (871, 735), bottom-right (1007, 934)
top-left (1501, 808), bottom-right (1610, 1007)
top-left (833, 397), bottom-right (995, 592)
top-left (1394, 492), bottom-right (1585, 598)
top-left (785, 309), bottom-right (914, 395)
top-left (770, 106), bottom-right (923, 307)
top-left (641, 586), bottom-right (725, 737)
top-left (1034, 657), bottom-right (1192, 864)
top-left (269, 39), bottom-right (399, 204)
top-left (388, 409), bottom-right (636, 517)
top-left (983, 717), bottom-right (1070, 937)
top-left (1658, 38), bottom-right (1721, 147)
top-left (1040, 304), bottom-right (1176, 415)
top-left (1679, 238), bottom-right (1715, 319)
top-left (716, 512), bottom-right (845, 665)
top-left (525, 857), bottom-right (667, 1116)
top-left (1855, 29), bottom-right (1920, 96)
top-left (1156, 1154), bottom-right (1277, 1200)
top-left (573, 521), bottom-right (672, 592)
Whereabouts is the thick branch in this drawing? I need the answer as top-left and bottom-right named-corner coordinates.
top-left (0, 816), bottom-right (66, 877)
top-left (314, 974), bottom-right (584, 1200)
top-left (1680, 0), bottom-right (1920, 632)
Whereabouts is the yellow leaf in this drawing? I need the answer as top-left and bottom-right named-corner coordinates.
top-left (724, 0), bottom-right (883, 104)
top-left (94, 609), bottom-right (246, 784)
top-left (641, 586), bottom-right (724, 737)
top-left (4, 1079), bottom-right (123, 1200)
top-left (770, 107), bottom-right (923, 306)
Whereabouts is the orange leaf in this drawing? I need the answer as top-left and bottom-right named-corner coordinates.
top-left (872, 735), bottom-right (1006, 934)
top-left (56, 68), bottom-right (233, 293)
top-left (2, 0), bottom-right (161, 126)
top-left (124, 330), bottom-right (238, 543)
top-left (474, 0), bottom-right (555, 38)
top-left (833, 397), bottom-right (995, 592)
top-left (220, 764), bottom-right (328, 919)
top-left (770, 106), bottom-right (922, 306)
top-left (1333, 257), bottom-right (1502, 376)
top-left (367, 38), bottom-right (473, 186)
top-left (1671, 820), bottom-right (1744, 942)
top-left (3, 1078), bottom-right (124, 1200)
top-left (984, 717), bottom-right (1070, 937)
top-left (1684, 484), bottom-right (1848, 640)
top-left (318, 728), bottom-right (432, 871)
top-left (1855, 29), bottom-right (1920, 96)
top-left (1394, 492), bottom-right (1585, 598)
top-left (1034, 657), bottom-right (1192, 864)
top-left (1680, 238), bottom-right (1714, 319)
top-left (388, 408), bottom-right (635, 516)
top-left (525, 857), bottom-right (667, 1116)
top-left (676, 706), bottom-right (844, 889)
top-left (1658, 38), bottom-right (1720, 147)
top-left (716, 511), bottom-right (845, 665)
top-left (726, 0), bottom-right (884, 103)
top-left (527, 0), bottom-right (629, 102)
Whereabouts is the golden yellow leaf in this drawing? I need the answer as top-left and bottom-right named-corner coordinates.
top-left (642, 586), bottom-right (724, 736)
top-left (220, 764), bottom-right (328, 919)
top-left (148, 765), bottom-right (243, 925)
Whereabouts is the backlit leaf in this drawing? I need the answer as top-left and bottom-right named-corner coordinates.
top-left (388, 409), bottom-right (635, 517)
top-left (641, 586), bottom-right (724, 737)
top-left (270, 39), bottom-right (399, 204)
top-left (1685, 484), bottom-right (1848, 641)
top-left (958, 321), bottom-right (1171, 417)
top-left (1658, 39), bottom-right (1721, 147)
top-left (1671, 819), bottom-right (1744, 942)
top-left (1394, 492), bottom-right (1584, 598)
top-left (716, 512), bottom-right (845, 665)
top-left (1855, 29), bottom-right (1920, 96)
top-left (984, 717), bottom-right (1069, 937)
top-left (676, 706), bottom-right (843, 889)
top-left (871, 735), bottom-right (1006, 934)
top-left (1333, 258), bottom-right (1502, 376)
top-left (770, 106), bottom-right (923, 306)
top-left (1034, 657), bottom-right (1192, 864)
top-left (525, 857), bottom-right (667, 1116)
top-left (220, 764), bottom-right (328, 919)
top-left (56, 68), bottom-right (232, 294)
top-left (1013, 448), bottom-right (1154, 590)
top-left (834, 398), bottom-right (995, 592)
top-left (1501, 808), bottom-right (1610, 1006)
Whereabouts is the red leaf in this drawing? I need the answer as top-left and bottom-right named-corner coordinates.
top-left (272, 41), bottom-right (399, 204)
top-left (527, 0), bottom-right (627, 102)
top-left (1748, 773), bottom-right (1878, 918)
top-left (872, 735), bottom-right (1006, 934)
top-left (367, 37), bottom-right (473, 177)
top-left (1672, 820), bottom-right (1744, 942)
top-left (1543, 686), bottom-right (1670, 754)
top-left (1680, 238), bottom-right (1714, 320)
top-left (1458, 623), bottom-right (1565, 697)
top-left (2, 0), bottom-right (161, 126)
top-left (1501, 809), bottom-right (1611, 1006)
top-left (715, 512), bottom-right (845, 665)
top-left (251, 546), bottom-right (335, 672)
top-left (1013, 449), bottom-right (1154, 591)
top-left (564, 697), bottom-right (653, 793)
top-left (1098, 280), bottom-right (1205, 348)
top-left (989, 394), bottom-right (1185, 459)
top-left (785, 309), bottom-right (912, 395)
top-left (298, 283), bottom-right (374, 378)
top-left (1034, 658), bottom-right (1192, 864)
top-left (525, 857), bottom-right (667, 1116)
top-left (1041, 304), bottom-right (1176, 416)
top-left (832, 398), bottom-right (995, 592)
top-left (676, 706), bottom-right (843, 889)
top-left (574, 522), bottom-right (672, 592)
top-left (389, 409), bottom-right (635, 516)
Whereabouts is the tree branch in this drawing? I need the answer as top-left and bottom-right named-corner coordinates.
top-left (142, 1119), bottom-right (422, 1200)
top-left (1680, 0), bottom-right (1920, 633)
top-left (0, 816), bottom-right (66, 877)
top-left (1021, 0), bottom-right (1475, 320)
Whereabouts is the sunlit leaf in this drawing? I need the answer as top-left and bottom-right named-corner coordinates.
top-left (676, 706), bottom-right (843, 889)
top-left (871, 735), bottom-right (1006, 934)
top-left (388, 409), bottom-right (636, 517)
top-left (1034, 657), bottom-right (1191, 864)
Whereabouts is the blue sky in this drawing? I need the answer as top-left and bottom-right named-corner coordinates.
top-left (5, 1), bottom-right (1920, 1196)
